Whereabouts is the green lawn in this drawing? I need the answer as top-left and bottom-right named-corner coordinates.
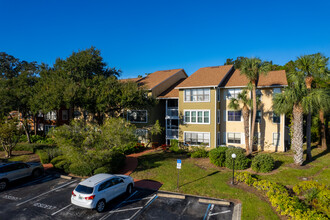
top-left (131, 146), bottom-right (329, 220)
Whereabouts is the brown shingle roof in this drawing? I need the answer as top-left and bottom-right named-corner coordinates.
top-left (157, 78), bottom-right (186, 99)
top-left (176, 65), bottom-right (233, 88)
top-left (120, 69), bottom-right (184, 90)
top-left (222, 69), bottom-right (288, 87)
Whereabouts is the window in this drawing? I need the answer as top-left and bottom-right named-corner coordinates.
top-left (227, 133), bottom-right (241, 144)
top-left (253, 132), bottom-right (261, 145)
top-left (184, 132), bottom-right (210, 146)
top-left (217, 88), bottom-right (220, 102)
top-left (38, 123), bottom-right (44, 131)
top-left (128, 110), bottom-right (147, 123)
top-left (226, 89), bottom-right (242, 99)
top-left (256, 89), bottom-right (262, 100)
top-left (255, 110), bottom-right (262, 123)
top-left (62, 110), bottom-right (68, 120)
top-left (228, 111), bottom-right (241, 121)
top-left (45, 111), bottom-right (57, 120)
top-left (184, 110), bottom-right (210, 124)
top-left (184, 89), bottom-right (210, 102)
top-left (44, 125), bottom-right (56, 134)
top-left (217, 110), bottom-right (220, 124)
top-left (273, 133), bottom-right (280, 146)
top-left (273, 88), bottom-right (281, 95)
top-left (272, 112), bottom-right (280, 123)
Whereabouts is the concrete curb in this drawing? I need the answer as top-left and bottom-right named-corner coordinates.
top-left (232, 203), bottom-right (242, 220)
top-left (59, 175), bottom-right (72, 180)
top-left (157, 193), bottom-right (185, 199)
top-left (199, 198), bottom-right (230, 206)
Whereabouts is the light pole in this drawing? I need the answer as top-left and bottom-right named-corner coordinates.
top-left (231, 153), bottom-right (236, 185)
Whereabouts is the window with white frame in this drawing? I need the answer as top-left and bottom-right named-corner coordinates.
top-left (255, 110), bottom-right (262, 123)
top-left (62, 110), bottom-right (68, 120)
top-left (227, 133), bottom-right (241, 144)
top-left (128, 110), bottom-right (147, 123)
top-left (226, 89), bottom-right (242, 99)
top-left (273, 133), bottom-right (280, 146)
top-left (184, 132), bottom-right (210, 146)
top-left (44, 125), bottom-right (56, 134)
top-left (45, 111), bottom-right (57, 120)
top-left (184, 89), bottom-right (210, 102)
top-left (272, 112), bottom-right (280, 123)
top-left (228, 111), bottom-right (241, 121)
top-left (184, 110), bottom-right (210, 124)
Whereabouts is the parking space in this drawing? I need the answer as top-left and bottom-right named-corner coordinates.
top-left (0, 175), bottom-right (235, 220)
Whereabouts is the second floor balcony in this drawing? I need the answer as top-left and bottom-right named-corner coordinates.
top-left (166, 108), bottom-right (178, 118)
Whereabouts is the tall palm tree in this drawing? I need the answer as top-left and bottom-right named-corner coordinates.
top-left (295, 53), bottom-right (329, 160)
top-left (228, 89), bottom-right (251, 154)
top-left (273, 73), bottom-right (328, 165)
top-left (240, 58), bottom-right (270, 155)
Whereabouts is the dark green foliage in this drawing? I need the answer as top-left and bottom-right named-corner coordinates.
top-left (36, 150), bottom-right (50, 164)
top-left (121, 143), bottom-right (146, 155)
top-left (93, 167), bottom-right (109, 175)
top-left (168, 139), bottom-right (188, 153)
top-left (69, 163), bottom-right (95, 177)
top-left (15, 143), bottom-right (54, 153)
top-left (36, 147), bottom-right (62, 164)
top-left (251, 154), bottom-right (275, 173)
top-left (50, 155), bottom-right (70, 173)
top-left (225, 147), bottom-right (250, 170)
top-left (209, 147), bottom-right (228, 167)
top-left (190, 146), bottom-right (209, 158)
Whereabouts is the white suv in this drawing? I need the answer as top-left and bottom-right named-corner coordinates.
top-left (71, 173), bottom-right (134, 212)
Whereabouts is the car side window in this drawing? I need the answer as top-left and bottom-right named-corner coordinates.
top-left (16, 163), bottom-right (26, 169)
top-left (99, 179), bottom-right (114, 191)
top-left (4, 164), bottom-right (17, 172)
top-left (112, 178), bottom-right (124, 185)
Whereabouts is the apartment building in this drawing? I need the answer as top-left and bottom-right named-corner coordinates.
top-left (121, 69), bottom-right (188, 144)
top-left (174, 65), bottom-right (288, 152)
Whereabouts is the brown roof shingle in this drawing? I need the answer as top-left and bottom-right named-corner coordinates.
top-left (222, 69), bottom-right (288, 87)
top-left (120, 69), bottom-right (184, 90)
top-left (157, 78), bottom-right (186, 99)
top-left (176, 65), bottom-right (233, 88)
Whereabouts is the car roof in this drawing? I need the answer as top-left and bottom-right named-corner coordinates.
top-left (79, 173), bottom-right (115, 187)
top-left (0, 161), bottom-right (20, 167)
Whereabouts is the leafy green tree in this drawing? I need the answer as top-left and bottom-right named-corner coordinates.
top-left (0, 117), bottom-right (22, 158)
top-left (240, 58), bottom-right (270, 155)
top-left (295, 53), bottom-right (329, 160)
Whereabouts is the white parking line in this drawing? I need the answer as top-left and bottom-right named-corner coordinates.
top-left (128, 194), bottom-right (157, 220)
top-left (123, 196), bottom-right (154, 203)
top-left (51, 204), bottom-right (72, 216)
top-left (99, 190), bottom-right (138, 220)
top-left (209, 210), bottom-right (231, 216)
top-left (16, 180), bottom-right (77, 206)
top-left (109, 207), bottom-right (143, 213)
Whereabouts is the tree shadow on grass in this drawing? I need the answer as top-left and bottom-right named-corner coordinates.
top-left (302, 146), bottom-right (329, 166)
top-left (273, 160), bottom-right (284, 170)
top-left (134, 151), bottom-right (190, 172)
top-left (179, 171), bottom-right (219, 188)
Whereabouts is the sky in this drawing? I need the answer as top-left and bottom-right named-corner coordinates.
top-left (1, 0), bottom-right (330, 78)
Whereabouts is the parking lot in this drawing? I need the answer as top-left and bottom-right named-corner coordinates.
top-left (0, 174), bottom-right (235, 220)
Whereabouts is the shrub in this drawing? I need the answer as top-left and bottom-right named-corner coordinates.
top-left (251, 154), bottom-right (275, 173)
top-left (36, 147), bottom-right (62, 164)
top-left (209, 147), bottom-right (228, 167)
top-left (93, 167), bottom-right (109, 175)
top-left (225, 147), bottom-right (250, 170)
top-left (122, 143), bottom-right (145, 155)
top-left (36, 150), bottom-right (50, 164)
top-left (190, 146), bottom-right (209, 158)
top-left (51, 155), bottom-right (70, 173)
top-left (106, 151), bottom-right (126, 173)
top-left (169, 140), bottom-right (188, 153)
top-left (69, 163), bottom-right (94, 177)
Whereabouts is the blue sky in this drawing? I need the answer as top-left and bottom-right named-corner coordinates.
top-left (1, 0), bottom-right (329, 78)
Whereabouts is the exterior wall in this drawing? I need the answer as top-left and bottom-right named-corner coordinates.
top-left (220, 87), bottom-right (285, 152)
top-left (152, 70), bottom-right (187, 97)
top-left (178, 87), bottom-right (216, 148)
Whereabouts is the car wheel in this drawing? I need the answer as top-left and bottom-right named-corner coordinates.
top-left (126, 184), bottom-right (133, 195)
top-left (0, 180), bottom-right (7, 191)
top-left (32, 169), bottom-right (42, 178)
top-left (96, 199), bottom-right (106, 213)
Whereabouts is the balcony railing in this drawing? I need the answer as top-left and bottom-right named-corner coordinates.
top-left (166, 129), bottom-right (179, 139)
top-left (166, 108), bottom-right (178, 117)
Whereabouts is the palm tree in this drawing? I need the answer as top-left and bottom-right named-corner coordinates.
top-left (295, 53), bottom-right (329, 160)
top-left (240, 58), bottom-right (270, 155)
top-left (273, 73), bottom-right (329, 165)
top-left (228, 89), bottom-right (251, 154)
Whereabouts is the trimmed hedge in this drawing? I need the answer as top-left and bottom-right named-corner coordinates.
top-left (235, 172), bottom-right (328, 219)
top-left (225, 147), bottom-right (250, 170)
top-left (251, 154), bottom-right (275, 173)
top-left (209, 147), bottom-right (228, 167)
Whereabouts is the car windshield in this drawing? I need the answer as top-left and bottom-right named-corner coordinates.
top-left (75, 185), bottom-right (94, 194)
